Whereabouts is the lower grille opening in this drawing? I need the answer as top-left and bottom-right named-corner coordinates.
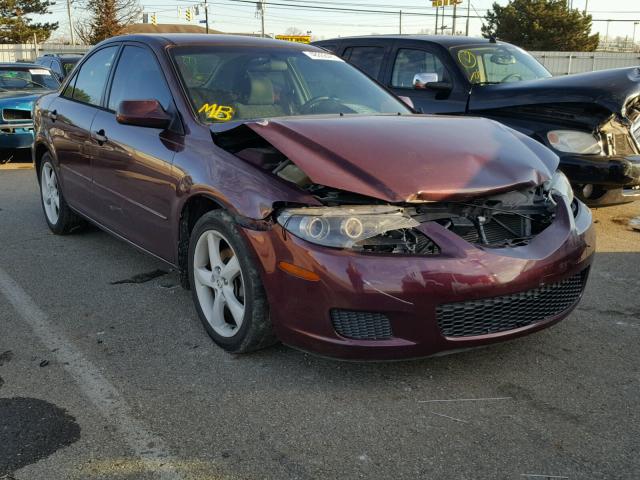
top-left (436, 270), bottom-right (588, 338)
top-left (331, 309), bottom-right (393, 340)
top-left (2, 108), bottom-right (31, 121)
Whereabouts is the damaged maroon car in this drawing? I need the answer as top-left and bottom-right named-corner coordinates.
top-left (33, 35), bottom-right (595, 360)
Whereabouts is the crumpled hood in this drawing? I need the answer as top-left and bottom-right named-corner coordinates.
top-left (469, 67), bottom-right (640, 117)
top-left (242, 114), bottom-right (558, 202)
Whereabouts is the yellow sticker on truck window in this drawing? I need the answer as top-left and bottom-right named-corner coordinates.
top-left (198, 103), bottom-right (235, 121)
top-left (457, 50), bottom-right (477, 69)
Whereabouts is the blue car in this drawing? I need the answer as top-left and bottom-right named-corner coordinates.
top-left (0, 63), bottom-right (60, 163)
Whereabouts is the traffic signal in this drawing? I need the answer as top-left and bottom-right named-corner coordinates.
top-left (185, 8), bottom-right (193, 21)
top-left (151, 13), bottom-right (157, 26)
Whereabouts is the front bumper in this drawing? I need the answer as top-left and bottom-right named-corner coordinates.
top-left (243, 198), bottom-right (595, 360)
top-left (0, 123), bottom-right (34, 150)
top-left (560, 154), bottom-right (640, 205)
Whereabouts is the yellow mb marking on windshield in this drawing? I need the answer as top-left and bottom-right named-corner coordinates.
top-left (198, 103), bottom-right (235, 121)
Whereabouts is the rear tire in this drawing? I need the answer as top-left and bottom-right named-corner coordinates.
top-left (188, 210), bottom-right (277, 353)
top-left (39, 153), bottom-right (83, 234)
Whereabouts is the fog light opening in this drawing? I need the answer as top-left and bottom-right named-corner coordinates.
top-left (582, 184), bottom-right (594, 199)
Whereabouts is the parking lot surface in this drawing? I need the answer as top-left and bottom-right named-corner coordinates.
top-left (0, 167), bottom-right (639, 480)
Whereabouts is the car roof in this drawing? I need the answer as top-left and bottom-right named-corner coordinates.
top-left (315, 35), bottom-right (507, 48)
top-left (98, 33), bottom-right (323, 51)
top-left (0, 62), bottom-right (51, 69)
top-left (39, 53), bottom-right (83, 58)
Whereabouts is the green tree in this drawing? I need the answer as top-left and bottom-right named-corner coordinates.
top-left (482, 0), bottom-right (599, 51)
top-left (0, 0), bottom-right (58, 43)
top-left (76, 0), bottom-right (141, 45)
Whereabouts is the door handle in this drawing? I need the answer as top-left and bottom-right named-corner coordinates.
top-left (48, 109), bottom-right (57, 122)
top-left (92, 129), bottom-right (107, 144)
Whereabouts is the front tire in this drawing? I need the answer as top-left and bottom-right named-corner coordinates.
top-left (39, 153), bottom-right (83, 234)
top-left (188, 210), bottom-right (276, 353)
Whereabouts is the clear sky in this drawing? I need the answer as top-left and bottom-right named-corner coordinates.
top-left (37, 0), bottom-right (640, 44)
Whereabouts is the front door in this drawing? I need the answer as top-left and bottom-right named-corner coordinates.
top-left (386, 45), bottom-right (467, 114)
top-left (90, 44), bottom-right (180, 262)
top-left (52, 46), bottom-right (119, 216)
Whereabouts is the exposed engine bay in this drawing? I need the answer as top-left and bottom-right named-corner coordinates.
top-left (216, 124), bottom-right (562, 255)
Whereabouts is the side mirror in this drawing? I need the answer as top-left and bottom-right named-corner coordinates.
top-left (412, 73), bottom-right (452, 91)
top-left (116, 99), bottom-right (171, 129)
top-left (398, 95), bottom-right (415, 109)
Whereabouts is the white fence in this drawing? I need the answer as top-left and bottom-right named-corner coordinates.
top-left (0, 43), bottom-right (89, 62)
top-left (530, 51), bottom-right (640, 75)
top-left (1, 43), bottom-right (639, 76)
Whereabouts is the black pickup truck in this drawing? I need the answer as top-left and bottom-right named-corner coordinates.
top-left (313, 35), bottom-right (640, 206)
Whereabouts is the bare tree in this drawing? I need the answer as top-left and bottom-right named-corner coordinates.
top-left (75, 0), bottom-right (141, 45)
top-left (284, 26), bottom-right (304, 36)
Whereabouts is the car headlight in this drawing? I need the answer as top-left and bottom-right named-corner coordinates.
top-left (545, 170), bottom-right (574, 204)
top-left (277, 205), bottom-right (419, 248)
top-left (547, 130), bottom-right (602, 155)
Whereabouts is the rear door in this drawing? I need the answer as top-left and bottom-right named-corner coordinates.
top-left (51, 45), bottom-right (119, 217)
top-left (385, 42), bottom-right (467, 114)
top-left (342, 44), bottom-right (389, 82)
top-left (90, 43), bottom-right (180, 261)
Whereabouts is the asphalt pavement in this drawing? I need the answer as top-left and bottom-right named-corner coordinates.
top-left (0, 166), bottom-right (639, 480)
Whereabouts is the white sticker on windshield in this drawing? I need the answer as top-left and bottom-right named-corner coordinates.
top-left (302, 51), bottom-right (344, 62)
top-left (29, 69), bottom-right (51, 75)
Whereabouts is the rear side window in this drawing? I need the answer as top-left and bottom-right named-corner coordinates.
top-left (318, 44), bottom-right (338, 53)
top-left (391, 49), bottom-right (449, 88)
top-left (108, 46), bottom-right (172, 111)
top-left (344, 46), bottom-right (385, 79)
top-left (66, 46), bottom-right (117, 106)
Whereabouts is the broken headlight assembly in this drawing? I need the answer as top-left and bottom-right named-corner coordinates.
top-left (277, 205), bottom-right (422, 250)
top-left (545, 170), bottom-right (574, 204)
top-left (546, 130), bottom-right (602, 155)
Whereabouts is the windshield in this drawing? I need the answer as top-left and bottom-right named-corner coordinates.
top-left (0, 67), bottom-right (60, 90)
top-left (171, 46), bottom-right (410, 123)
top-left (451, 45), bottom-right (551, 85)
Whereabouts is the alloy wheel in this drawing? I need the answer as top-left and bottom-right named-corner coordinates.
top-left (193, 230), bottom-right (246, 338)
top-left (41, 162), bottom-right (60, 225)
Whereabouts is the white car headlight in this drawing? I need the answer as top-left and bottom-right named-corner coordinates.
top-left (545, 170), bottom-right (574, 204)
top-left (547, 130), bottom-right (602, 155)
top-left (277, 205), bottom-right (419, 248)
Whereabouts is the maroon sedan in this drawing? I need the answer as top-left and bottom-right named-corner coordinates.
top-left (33, 35), bottom-right (594, 360)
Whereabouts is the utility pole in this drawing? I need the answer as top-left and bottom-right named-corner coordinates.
top-left (435, 4), bottom-right (439, 34)
top-left (204, 0), bottom-right (209, 33)
top-left (441, 3), bottom-right (445, 34)
top-left (260, 0), bottom-right (266, 38)
top-left (66, 0), bottom-right (75, 45)
top-left (465, 0), bottom-right (470, 36)
top-left (633, 22), bottom-right (639, 51)
top-left (399, 10), bottom-right (402, 35)
top-left (584, 0), bottom-right (588, 14)
top-left (452, 2), bottom-right (457, 35)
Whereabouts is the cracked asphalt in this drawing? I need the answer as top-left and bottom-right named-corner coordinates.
top-left (0, 167), bottom-right (639, 480)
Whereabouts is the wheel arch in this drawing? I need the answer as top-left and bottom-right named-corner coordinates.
top-left (178, 193), bottom-right (226, 289)
top-left (33, 142), bottom-right (52, 180)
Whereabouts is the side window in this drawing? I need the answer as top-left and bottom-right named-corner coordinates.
top-left (318, 44), bottom-right (338, 53)
top-left (61, 72), bottom-right (77, 97)
top-left (66, 46), bottom-right (118, 106)
top-left (51, 60), bottom-right (63, 76)
top-left (344, 46), bottom-right (385, 79)
top-left (108, 45), bottom-right (172, 112)
top-left (391, 49), bottom-right (450, 88)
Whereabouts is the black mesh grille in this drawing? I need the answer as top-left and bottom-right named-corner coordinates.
top-left (436, 271), bottom-right (588, 338)
top-left (331, 310), bottom-right (393, 340)
top-left (2, 108), bottom-right (31, 121)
